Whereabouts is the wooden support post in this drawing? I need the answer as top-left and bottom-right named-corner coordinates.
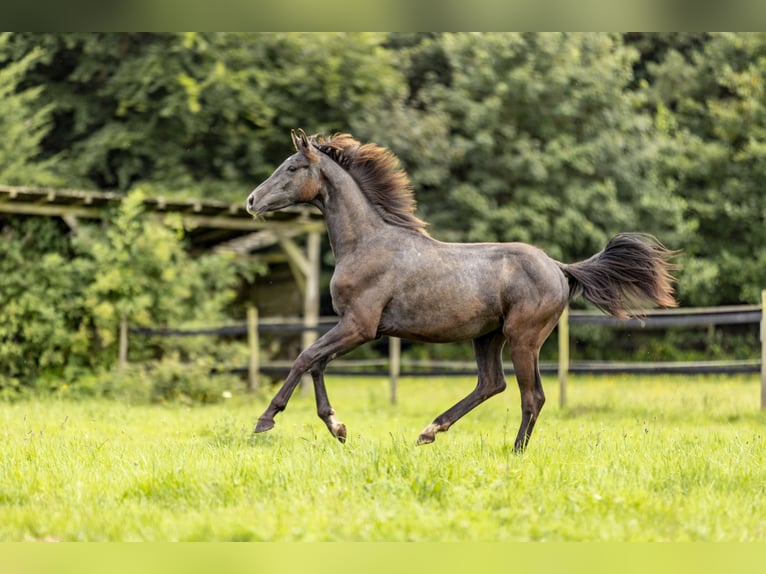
top-left (302, 231), bottom-right (321, 391)
top-left (247, 305), bottom-right (260, 393)
top-left (558, 305), bottom-right (569, 409)
top-left (389, 336), bottom-right (401, 405)
top-left (278, 233), bottom-right (309, 295)
top-left (761, 290), bottom-right (765, 410)
top-left (118, 315), bottom-right (128, 369)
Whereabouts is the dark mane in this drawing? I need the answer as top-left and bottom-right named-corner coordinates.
top-left (310, 133), bottom-right (429, 235)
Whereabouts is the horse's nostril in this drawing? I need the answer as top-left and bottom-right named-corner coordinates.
top-left (247, 195), bottom-right (254, 210)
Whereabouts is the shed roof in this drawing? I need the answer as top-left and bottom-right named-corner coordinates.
top-left (0, 184), bottom-right (324, 251)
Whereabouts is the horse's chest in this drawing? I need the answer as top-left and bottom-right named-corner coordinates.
top-left (328, 272), bottom-right (367, 314)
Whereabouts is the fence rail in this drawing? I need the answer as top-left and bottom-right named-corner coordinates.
top-left (128, 291), bottom-right (765, 408)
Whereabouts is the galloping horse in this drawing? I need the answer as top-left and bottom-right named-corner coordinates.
top-left (246, 130), bottom-right (678, 451)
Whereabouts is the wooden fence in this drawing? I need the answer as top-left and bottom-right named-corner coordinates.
top-left (128, 290), bottom-right (766, 409)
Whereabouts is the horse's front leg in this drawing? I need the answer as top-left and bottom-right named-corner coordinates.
top-left (254, 319), bottom-right (370, 437)
top-left (310, 360), bottom-right (346, 442)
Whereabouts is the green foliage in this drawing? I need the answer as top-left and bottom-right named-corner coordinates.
top-left (75, 189), bottom-right (239, 348)
top-left (1, 33), bottom-right (764, 388)
top-left (0, 217), bottom-right (95, 387)
top-left (570, 324), bottom-right (760, 362)
top-left (644, 32), bottom-right (766, 305)
top-left (3, 32), bottom-right (762, 305)
top-left (0, 33), bottom-right (58, 186)
top-left (400, 33), bottom-right (689, 261)
top-left (0, 195), bottom-right (245, 390)
top-left (71, 358), bottom-right (241, 405)
top-left (1, 32), bottom-right (408, 201)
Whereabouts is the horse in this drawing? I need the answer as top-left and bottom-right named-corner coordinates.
top-left (246, 129), bottom-right (678, 451)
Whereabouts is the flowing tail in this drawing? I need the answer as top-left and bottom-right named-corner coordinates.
top-left (559, 233), bottom-right (679, 319)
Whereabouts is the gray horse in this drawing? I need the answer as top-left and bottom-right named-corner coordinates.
top-left (246, 130), bottom-right (678, 451)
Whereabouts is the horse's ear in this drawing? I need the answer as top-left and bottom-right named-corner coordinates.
top-left (290, 129), bottom-right (300, 152)
top-left (295, 128), bottom-right (318, 163)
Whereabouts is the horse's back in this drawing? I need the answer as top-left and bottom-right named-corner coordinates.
top-left (372, 236), bottom-right (569, 342)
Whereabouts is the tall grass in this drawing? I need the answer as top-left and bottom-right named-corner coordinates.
top-left (1, 374), bottom-right (764, 541)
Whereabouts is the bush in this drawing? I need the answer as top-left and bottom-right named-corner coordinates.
top-left (147, 356), bottom-right (240, 405)
top-left (61, 358), bottom-right (242, 405)
top-left (0, 217), bottom-right (92, 385)
top-left (0, 190), bottom-right (250, 389)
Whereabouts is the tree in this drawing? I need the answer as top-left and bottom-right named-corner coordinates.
top-left (2, 33), bottom-right (411, 202)
top-left (2, 31), bottom-right (762, 319)
top-left (400, 33), bottom-right (689, 264)
top-left (0, 33), bottom-right (58, 186)
top-left (645, 32), bottom-right (766, 305)
top-left (75, 189), bottom-right (243, 357)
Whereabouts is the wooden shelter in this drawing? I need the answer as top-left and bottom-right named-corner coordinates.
top-left (0, 184), bottom-right (326, 351)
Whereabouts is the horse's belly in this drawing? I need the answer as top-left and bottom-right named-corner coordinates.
top-left (377, 302), bottom-right (502, 343)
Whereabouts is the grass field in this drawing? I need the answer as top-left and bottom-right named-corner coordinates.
top-left (1, 373), bottom-right (765, 541)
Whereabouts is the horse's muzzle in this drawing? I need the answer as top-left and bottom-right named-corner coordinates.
top-left (246, 190), bottom-right (265, 217)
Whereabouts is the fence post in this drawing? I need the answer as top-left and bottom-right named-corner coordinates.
top-left (301, 231), bottom-right (321, 391)
top-left (389, 336), bottom-right (401, 405)
top-left (558, 305), bottom-right (569, 408)
top-left (118, 315), bottom-right (128, 369)
top-left (247, 305), bottom-right (260, 393)
top-left (761, 290), bottom-right (765, 410)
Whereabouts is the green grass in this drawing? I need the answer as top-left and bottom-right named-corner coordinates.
top-left (1, 374), bottom-right (765, 541)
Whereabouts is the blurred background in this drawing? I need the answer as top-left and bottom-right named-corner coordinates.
top-left (0, 33), bottom-right (763, 398)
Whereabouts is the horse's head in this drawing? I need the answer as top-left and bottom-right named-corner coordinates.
top-left (246, 129), bottom-right (322, 216)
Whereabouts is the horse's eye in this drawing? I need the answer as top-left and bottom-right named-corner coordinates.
top-left (287, 166), bottom-right (298, 173)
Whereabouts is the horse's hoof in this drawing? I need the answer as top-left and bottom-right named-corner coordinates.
top-left (254, 418), bottom-right (275, 434)
top-left (416, 423), bottom-right (438, 445)
top-left (416, 432), bottom-right (435, 446)
top-left (333, 422), bottom-right (347, 444)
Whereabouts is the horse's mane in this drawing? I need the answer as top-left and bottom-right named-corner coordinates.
top-left (310, 133), bottom-right (429, 235)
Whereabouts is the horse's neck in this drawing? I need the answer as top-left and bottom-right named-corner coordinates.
top-left (318, 163), bottom-right (387, 261)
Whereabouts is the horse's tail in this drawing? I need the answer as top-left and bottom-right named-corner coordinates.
top-left (559, 233), bottom-right (679, 319)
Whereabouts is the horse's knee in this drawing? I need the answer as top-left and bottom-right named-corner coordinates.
top-left (479, 384), bottom-right (505, 402)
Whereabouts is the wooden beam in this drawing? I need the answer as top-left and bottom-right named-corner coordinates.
top-left (119, 315), bottom-right (129, 369)
top-left (0, 188), bottom-right (19, 201)
top-left (248, 305), bottom-right (260, 393)
top-left (301, 231), bottom-right (322, 391)
top-left (277, 233), bottom-right (311, 275)
top-left (558, 305), bottom-right (569, 409)
top-left (177, 213), bottom-right (325, 233)
top-left (761, 290), bottom-right (765, 410)
top-left (277, 232), bottom-right (311, 295)
top-left (215, 228), bottom-right (307, 254)
top-left (0, 199), bottom-right (325, 235)
top-left (62, 214), bottom-right (80, 232)
top-left (0, 202), bottom-right (101, 218)
top-left (0, 184), bottom-right (324, 233)
top-left (35, 190), bottom-right (56, 203)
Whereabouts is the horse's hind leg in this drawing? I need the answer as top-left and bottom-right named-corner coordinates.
top-left (417, 330), bottom-right (506, 445)
top-left (508, 344), bottom-right (545, 452)
top-left (311, 360), bottom-right (346, 443)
